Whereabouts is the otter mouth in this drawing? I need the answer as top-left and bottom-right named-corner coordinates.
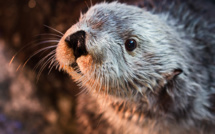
top-left (70, 62), bottom-right (83, 75)
top-left (70, 62), bottom-right (78, 68)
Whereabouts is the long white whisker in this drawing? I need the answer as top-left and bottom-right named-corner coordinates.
top-left (33, 50), bottom-right (56, 71)
top-left (49, 60), bottom-right (59, 72)
top-left (44, 25), bottom-right (64, 35)
top-left (36, 54), bottom-right (56, 81)
top-left (48, 52), bottom-right (56, 69)
top-left (22, 45), bottom-right (57, 70)
top-left (10, 39), bottom-right (59, 65)
top-left (35, 33), bottom-right (62, 38)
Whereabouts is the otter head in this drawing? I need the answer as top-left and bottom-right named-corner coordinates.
top-left (56, 2), bottom-right (183, 99)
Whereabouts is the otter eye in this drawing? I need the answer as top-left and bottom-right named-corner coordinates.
top-left (125, 39), bottom-right (137, 51)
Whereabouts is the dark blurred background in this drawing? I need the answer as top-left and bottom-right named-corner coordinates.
top-left (0, 0), bottom-right (215, 134)
top-left (0, 0), bottom-right (116, 134)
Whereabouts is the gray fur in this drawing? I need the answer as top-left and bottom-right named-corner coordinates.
top-left (56, 1), bottom-right (215, 134)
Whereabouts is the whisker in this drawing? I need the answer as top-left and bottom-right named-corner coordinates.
top-left (48, 58), bottom-right (58, 75)
top-left (56, 63), bottom-right (60, 70)
top-left (10, 39), bottom-right (59, 65)
top-left (33, 50), bottom-right (56, 71)
top-left (35, 42), bottom-right (58, 58)
top-left (76, 73), bottom-right (86, 82)
top-left (48, 54), bottom-right (57, 69)
top-left (16, 64), bottom-right (22, 72)
top-left (44, 25), bottom-right (64, 35)
top-left (90, 0), bottom-right (93, 7)
top-left (50, 60), bottom-right (59, 70)
top-left (76, 85), bottom-right (88, 96)
top-left (40, 52), bottom-right (56, 71)
top-left (106, 75), bottom-right (110, 96)
top-left (36, 54), bottom-right (56, 81)
top-left (87, 67), bottom-right (97, 92)
top-left (34, 33), bottom-right (62, 38)
top-left (84, 1), bottom-right (89, 9)
top-left (78, 87), bottom-right (88, 95)
top-left (97, 71), bottom-right (103, 92)
top-left (35, 40), bottom-right (60, 44)
top-left (21, 45), bottom-right (57, 70)
top-left (76, 76), bottom-right (91, 96)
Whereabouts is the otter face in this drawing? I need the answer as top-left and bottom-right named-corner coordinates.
top-left (56, 2), bottom-right (183, 98)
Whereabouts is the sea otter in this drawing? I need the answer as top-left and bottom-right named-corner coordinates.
top-left (55, 1), bottom-right (215, 134)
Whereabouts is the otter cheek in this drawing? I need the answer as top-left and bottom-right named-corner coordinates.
top-left (76, 55), bottom-right (93, 74)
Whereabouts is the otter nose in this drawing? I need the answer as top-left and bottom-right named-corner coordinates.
top-left (65, 30), bottom-right (87, 59)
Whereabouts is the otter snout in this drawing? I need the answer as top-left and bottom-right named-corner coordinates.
top-left (65, 30), bottom-right (88, 59)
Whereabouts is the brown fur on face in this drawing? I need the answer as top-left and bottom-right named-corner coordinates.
top-left (56, 37), bottom-right (75, 66)
top-left (76, 55), bottom-right (93, 75)
top-left (56, 24), bottom-right (80, 67)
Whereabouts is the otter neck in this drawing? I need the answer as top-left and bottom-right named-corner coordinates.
top-left (96, 76), bottom-right (208, 122)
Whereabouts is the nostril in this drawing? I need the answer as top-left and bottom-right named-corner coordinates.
top-left (65, 36), bottom-right (75, 49)
top-left (65, 30), bottom-right (85, 49)
top-left (65, 30), bottom-right (87, 59)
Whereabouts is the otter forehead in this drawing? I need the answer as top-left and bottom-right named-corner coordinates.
top-left (84, 2), bottom-right (144, 24)
top-left (74, 2), bottom-right (175, 46)
top-left (77, 2), bottom-right (160, 38)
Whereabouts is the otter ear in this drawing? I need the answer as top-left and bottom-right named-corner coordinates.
top-left (163, 69), bottom-right (183, 81)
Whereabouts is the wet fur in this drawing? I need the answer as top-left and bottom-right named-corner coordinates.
top-left (56, 1), bottom-right (215, 134)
